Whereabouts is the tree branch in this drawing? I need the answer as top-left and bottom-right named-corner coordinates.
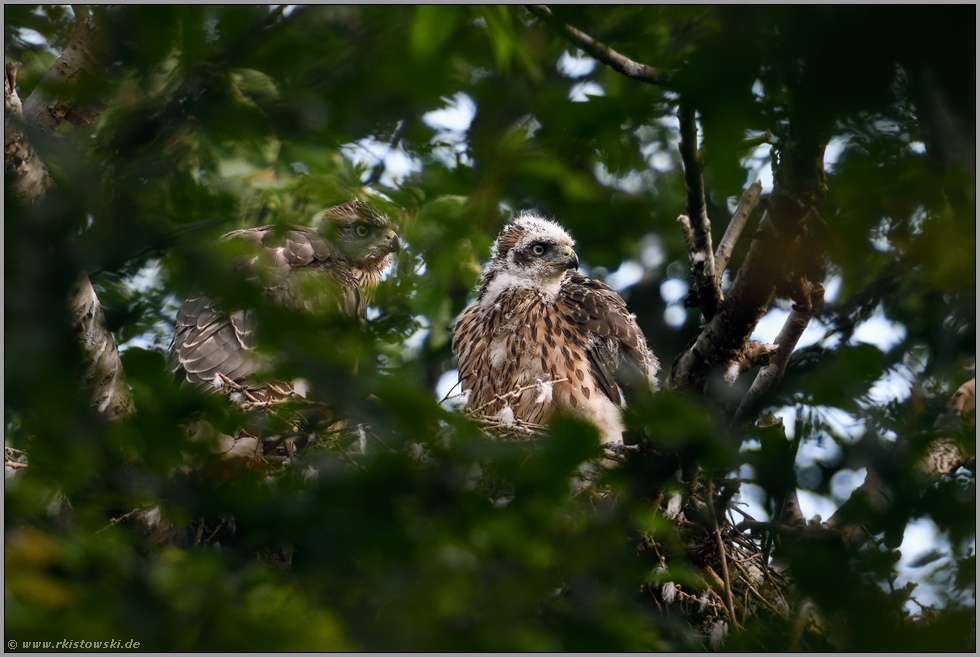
top-left (916, 436), bottom-right (973, 480)
top-left (740, 130), bottom-right (773, 150)
top-left (722, 340), bottom-right (778, 385)
top-left (677, 103), bottom-right (723, 321)
top-left (525, 5), bottom-right (673, 87)
top-left (669, 129), bottom-right (827, 393)
top-left (70, 5), bottom-right (91, 23)
top-left (68, 272), bottom-right (135, 420)
top-left (735, 280), bottom-right (825, 421)
top-left (4, 63), bottom-right (53, 204)
top-left (21, 5), bottom-right (122, 134)
top-left (715, 181), bottom-right (763, 277)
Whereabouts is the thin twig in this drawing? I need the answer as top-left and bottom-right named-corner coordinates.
top-left (706, 583), bottom-right (730, 614)
top-left (706, 481), bottom-right (738, 628)
top-left (193, 519), bottom-right (205, 547)
top-left (439, 378), bottom-right (463, 403)
top-left (335, 442), bottom-right (366, 470)
top-left (525, 5), bottom-right (673, 87)
top-left (215, 372), bottom-right (305, 410)
top-left (736, 519), bottom-right (814, 537)
top-left (96, 508), bottom-right (140, 534)
top-left (732, 552), bottom-right (763, 564)
top-left (474, 377), bottom-right (569, 412)
top-left (715, 180), bottom-right (763, 276)
top-left (366, 429), bottom-right (397, 453)
top-left (365, 119), bottom-right (409, 187)
top-left (732, 561), bottom-right (785, 617)
top-left (204, 519), bottom-right (225, 544)
top-left (715, 528), bottom-right (737, 626)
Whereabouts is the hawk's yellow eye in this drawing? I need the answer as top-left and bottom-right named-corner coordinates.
top-left (354, 224), bottom-right (370, 238)
top-left (531, 244), bottom-right (546, 256)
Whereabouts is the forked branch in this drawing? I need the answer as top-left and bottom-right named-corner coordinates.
top-left (735, 280), bottom-right (825, 421)
top-left (669, 123), bottom-right (827, 394)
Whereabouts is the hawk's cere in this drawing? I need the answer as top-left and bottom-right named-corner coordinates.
top-left (169, 199), bottom-right (400, 396)
top-left (452, 213), bottom-right (659, 444)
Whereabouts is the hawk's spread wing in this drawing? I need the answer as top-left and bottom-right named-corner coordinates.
top-left (555, 272), bottom-right (658, 407)
top-left (169, 224), bottom-right (361, 387)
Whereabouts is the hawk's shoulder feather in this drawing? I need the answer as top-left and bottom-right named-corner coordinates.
top-left (556, 272), bottom-right (657, 406)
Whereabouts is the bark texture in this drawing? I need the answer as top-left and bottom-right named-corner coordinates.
top-left (4, 64), bottom-right (53, 204)
top-left (677, 103), bottom-right (722, 321)
top-left (68, 272), bottom-right (136, 421)
top-left (20, 6), bottom-right (121, 135)
top-left (715, 181), bottom-right (763, 275)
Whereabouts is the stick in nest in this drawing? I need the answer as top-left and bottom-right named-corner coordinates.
top-left (447, 378), bottom-right (569, 437)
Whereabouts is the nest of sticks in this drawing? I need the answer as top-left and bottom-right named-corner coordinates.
top-left (456, 390), bottom-right (817, 649)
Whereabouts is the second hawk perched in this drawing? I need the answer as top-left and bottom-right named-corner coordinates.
top-left (453, 213), bottom-right (659, 444)
top-left (170, 199), bottom-right (400, 397)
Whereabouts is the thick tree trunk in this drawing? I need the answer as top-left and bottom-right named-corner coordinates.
top-left (4, 8), bottom-right (134, 422)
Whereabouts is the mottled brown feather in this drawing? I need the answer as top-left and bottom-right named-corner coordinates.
top-left (452, 239), bottom-right (658, 442)
top-left (170, 200), bottom-right (397, 390)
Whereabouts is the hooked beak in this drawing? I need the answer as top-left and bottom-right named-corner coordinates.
top-left (380, 230), bottom-right (401, 254)
top-left (565, 248), bottom-right (579, 271)
top-left (547, 245), bottom-right (579, 270)
top-left (557, 245), bottom-right (579, 270)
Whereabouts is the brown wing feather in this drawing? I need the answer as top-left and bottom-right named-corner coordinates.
top-left (170, 293), bottom-right (262, 385)
top-left (451, 301), bottom-right (490, 399)
top-left (555, 272), bottom-right (657, 406)
top-left (170, 224), bottom-right (362, 387)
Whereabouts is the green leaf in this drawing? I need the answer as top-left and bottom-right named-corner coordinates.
top-left (410, 5), bottom-right (463, 61)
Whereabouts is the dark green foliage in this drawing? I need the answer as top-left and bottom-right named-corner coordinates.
top-left (5, 5), bottom-right (974, 651)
